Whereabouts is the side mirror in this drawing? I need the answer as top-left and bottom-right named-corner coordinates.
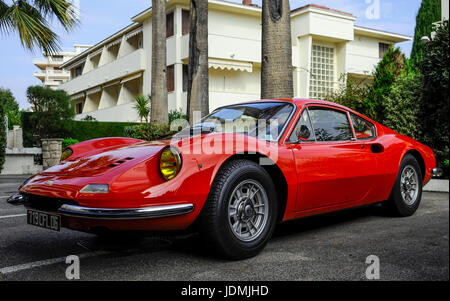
top-left (298, 125), bottom-right (311, 141)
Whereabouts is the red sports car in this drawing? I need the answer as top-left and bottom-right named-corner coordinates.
top-left (9, 99), bottom-right (438, 259)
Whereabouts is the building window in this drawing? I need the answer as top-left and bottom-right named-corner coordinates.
top-left (182, 64), bottom-right (189, 92)
top-left (166, 12), bottom-right (174, 38)
top-left (379, 43), bottom-right (390, 58)
top-left (167, 65), bottom-right (175, 92)
top-left (182, 10), bottom-right (190, 35)
top-left (52, 55), bottom-right (63, 62)
top-left (74, 65), bottom-right (83, 77)
top-left (309, 44), bottom-right (335, 100)
top-left (76, 102), bottom-right (84, 114)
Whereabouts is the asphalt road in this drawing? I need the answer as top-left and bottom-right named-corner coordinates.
top-left (0, 176), bottom-right (448, 281)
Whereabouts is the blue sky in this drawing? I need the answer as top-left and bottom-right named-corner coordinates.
top-left (0, 0), bottom-right (421, 109)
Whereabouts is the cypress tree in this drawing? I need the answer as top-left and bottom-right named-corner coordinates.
top-left (410, 0), bottom-right (441, 68)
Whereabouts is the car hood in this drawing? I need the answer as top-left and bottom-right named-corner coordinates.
top-left (43, 141), bottom-right (169, 177)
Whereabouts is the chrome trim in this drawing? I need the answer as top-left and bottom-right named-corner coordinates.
top-left (7, 194), bottom-right (25, 206)
top-left (58, 203), bottom-right (195, 220)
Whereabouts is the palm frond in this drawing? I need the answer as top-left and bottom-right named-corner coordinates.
top-left (32, 0), bottom-right (77, 31)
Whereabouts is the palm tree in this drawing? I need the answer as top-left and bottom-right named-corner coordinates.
top-left (0, 0), bottom-right (77, 54)
top-left (133, 94), bottom-right (151, 123)
top-left (261, 0), bottom-right (293, 99)
top-left (150, 0), bottom-right (168, 125)
top-left (187, 0), bottom-right (209, 123)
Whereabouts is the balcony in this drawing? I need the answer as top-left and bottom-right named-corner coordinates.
top-left (59, 49), bottom-right (146, 96)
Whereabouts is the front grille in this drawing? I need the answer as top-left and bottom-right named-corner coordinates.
top-left (23, 194), bottom-right (79, 212)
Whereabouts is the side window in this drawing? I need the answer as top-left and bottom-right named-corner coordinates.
top-left (308, 108), bottom-right (353, 142)
top-left (350, 113), bottom-right (376, 140)
top-left (288, 109), bottom-right (315, 142)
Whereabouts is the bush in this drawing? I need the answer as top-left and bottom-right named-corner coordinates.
top-left (62, 138), bottom-right (79, 150)
top-left (22, 113), bottom-right (140, 147)
top-left (420, 20), bottom-right (449, 174)
top-left (327, 76), bottom-right (371, 117)
top-left (124, 123), bottom-right (173, 141)
top-left (169, 109), bottom-right (187, 123)
top-left (383, 73), bottom-right (424, 141)
top-left (0, 88), bottom-right (21, 130)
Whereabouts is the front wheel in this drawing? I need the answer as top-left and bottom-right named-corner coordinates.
top-left (198, 159), bottom-right (278, 260)
top-left (384, 154), bottom-right (423, 217)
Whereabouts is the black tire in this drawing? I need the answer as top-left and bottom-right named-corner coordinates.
top-left (198, 159), bottom-right (278, 260)
top-left (384, 154), bottom-right (423, 217)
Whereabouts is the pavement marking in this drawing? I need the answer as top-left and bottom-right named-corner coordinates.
top-left (0, 251), bottom-right (109, 275)
top-left (0, 214), bottom-right (27, 219)
top-left (0, 196), bottom-right (10, 199)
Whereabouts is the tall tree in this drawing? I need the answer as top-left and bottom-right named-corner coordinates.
top-left (261, 0), bottom-right (293, 99)
top-left (0, 100), bottom-right (6, 173)
top-left (151, 0), bottom-right (168, 125)
top-left (410, 0), bottom-right (441, 68)
top-left (0, 88), bottom-right (20, 129)
top-left (187, 0), bottom-right (209, 123)
top-left (0, 0), bottom-right (77, 53)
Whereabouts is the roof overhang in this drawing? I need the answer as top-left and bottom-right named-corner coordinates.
top-left (354, 26), bottom-right (411, 43)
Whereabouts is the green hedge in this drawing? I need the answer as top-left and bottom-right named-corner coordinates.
top-left (22, 112), bottom-right (140, 147)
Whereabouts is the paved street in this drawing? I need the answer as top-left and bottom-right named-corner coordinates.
top-left (0, 176), bottom-right (448, 281)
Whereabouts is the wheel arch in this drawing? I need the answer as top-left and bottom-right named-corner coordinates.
top-left (403, 149), bottom-right (426, 181)
top-left (213, 153), bottom-right (289, 223)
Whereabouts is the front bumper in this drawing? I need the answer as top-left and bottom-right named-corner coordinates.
top-left (57, 203), bottom-right (195, 220)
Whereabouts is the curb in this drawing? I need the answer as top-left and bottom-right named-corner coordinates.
top-left (423, 179), bottom-right (449, 193)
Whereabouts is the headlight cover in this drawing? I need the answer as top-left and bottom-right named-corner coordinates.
top-left (80, 184), bottom-right (109, 194)
top-left (60, 148), bottom-right (73, 162)
top-left (159, 147), bottom-right (182, 181)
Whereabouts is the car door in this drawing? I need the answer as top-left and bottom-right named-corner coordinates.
top-left (286, 105), bottom-right (378, 211)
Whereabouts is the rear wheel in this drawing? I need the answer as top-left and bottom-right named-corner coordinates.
top-left (198, 159), bottom-right (277, 260)
top-left (384, 154), bottom-right (423, 217)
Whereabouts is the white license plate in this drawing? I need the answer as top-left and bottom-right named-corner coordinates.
top-left (27, 210), bottom-right (61, 232)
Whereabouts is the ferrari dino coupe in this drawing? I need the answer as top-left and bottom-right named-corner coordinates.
top-left (8, 99), bottom-right (438, 259)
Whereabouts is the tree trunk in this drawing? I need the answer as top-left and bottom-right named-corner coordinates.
top-left (261, 0), bottom-right (294, 99)
top-left (187, 0), bottom-right (209, 123)
top-left (151, 0), bottom-right (169, 125)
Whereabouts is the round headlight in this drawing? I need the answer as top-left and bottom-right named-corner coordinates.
top-left (159, 147), bottom-right (182, 181)
top-left (60, 148), bottom-right (73, 161)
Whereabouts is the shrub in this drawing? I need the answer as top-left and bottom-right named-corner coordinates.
top-left (327, 76), bottom-right (371, 117)
top-left (420, 20), bottom-right (449, 174)
top-left (62, 138), bottom-right (79, 150)
top-left (169, 109), bottom-right (187, 123)
top-left (383, 73), bottom-right (424, 141)
top-left (124, 123), bottom-right (173, 141)
top-left (22, 113), bottom-right (140, 147)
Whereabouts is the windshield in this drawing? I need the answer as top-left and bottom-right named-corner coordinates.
top-left (174, 102), bottom-right (295, 141)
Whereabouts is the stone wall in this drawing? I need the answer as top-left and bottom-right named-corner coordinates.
top-left (42, 139), bottom-right (63, 170)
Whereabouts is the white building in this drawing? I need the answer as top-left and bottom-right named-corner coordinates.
top-left (33, 45), bottom-right (91, 89)
top-left (59, 0), bottom-right (411, 122)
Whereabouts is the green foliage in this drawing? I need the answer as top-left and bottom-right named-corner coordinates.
top-left (384, 73), bottom-right (424, 141)
top-left (80, 115), bottom-right (96, 121)
top-left (124, 123), bottom-right (173, 141)
top-left (26, 86), bottom-right (74, 143)
top-left (419, 20), bottom-right (449, 173)
top-left (0, 104), bottom-right (6, 172)
top-left (133, 94), bottom-right (151, 123)
top-left (22, 112), bottom-right (140, 147)
top-left (367, 46), bottom-right (409, 122)
top-left (0, 0), bottom-right (77, 54)
top-left (0, 87), bottom-right (21, 129)
top-left (169, 109), bottom-right (187, 123)
top-left (327, 76), bottom-right (371, 118)
top-left (410, 0), bottom-right (442, 68)
top-left (62, 138), bottom-right (79, 150)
